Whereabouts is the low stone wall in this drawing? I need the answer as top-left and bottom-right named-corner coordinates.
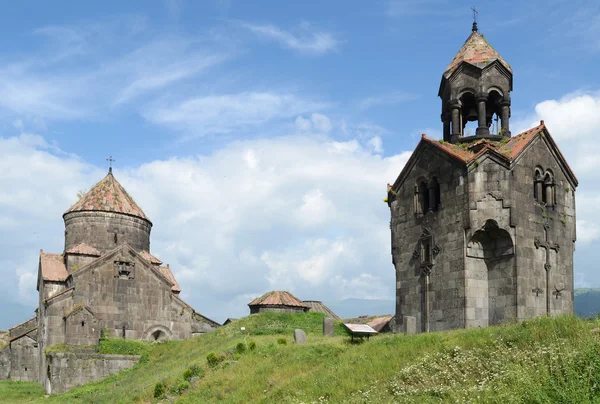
top-left (46, 352), bottom-right (140, 394)
top-left (0, 347), bottom-right (10, 380)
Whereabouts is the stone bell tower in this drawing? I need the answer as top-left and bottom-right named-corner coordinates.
top-left (439, 20), bottom-right (513, 142)
top-left (387, 22), bottom-right (577, 334)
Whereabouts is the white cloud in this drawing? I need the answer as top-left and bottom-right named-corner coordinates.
top-left (242, 22), bottom-right (339, 55)
top-left (368, 136), bottom-right (384, 154)
top-left (576, 220), bottom-right (599, 244)
top-left (513, 91), bottom-right (600, 179)
top-left (144, 92), bottom-right (330, 137)
top-left (295, 113), bottom-right (333, 134)
top-left (0, 132), bottom-right (408, 323)
top-left (359, 91), bottom-right (416, 110)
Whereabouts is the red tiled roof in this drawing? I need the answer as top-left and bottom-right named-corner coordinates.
top-left (140, 250), bottom-right (163, 265)
top-left (40, 252), bottom-right (68, 282)
top-left (445, 31), bottom-right (511, 77)
top-left (159, 265), bottom-right (181, 293)
top-left (248, 291), bottom-right (309, 308)
top-left (65, 243), bottom-right (100, 256)
top-left (422, 122), bottom-right (546, 164)
top-left (64, 171), bottom-right (150, 222)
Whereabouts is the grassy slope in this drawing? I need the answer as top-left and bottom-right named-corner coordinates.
top-left (3, 314), bottom-right (600, 403)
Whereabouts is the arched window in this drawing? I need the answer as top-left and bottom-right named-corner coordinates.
top-left (533, 167), bottom-right (543, 202)
top-left (543, 170), bottom-right (555, 206)
top-left (428, 177), bottom-right (441, 211)
top-left (419, 181), bottom-right (429, 213)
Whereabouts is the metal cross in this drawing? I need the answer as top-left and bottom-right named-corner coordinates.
top-left (107, 156), bottom-right (115, 173)
top-left (471, 6), bottom-right (478, 23)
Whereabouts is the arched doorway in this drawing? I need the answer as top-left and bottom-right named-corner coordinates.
top-left (144, 325), bottom-right (172, 342)
top-left (466, 220), bottom-right (515, 326)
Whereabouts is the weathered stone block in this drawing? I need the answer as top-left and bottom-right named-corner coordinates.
top-left (294, 329), bottom-right (307, 344)
top-left (323, 318), bottom-right (334, 337)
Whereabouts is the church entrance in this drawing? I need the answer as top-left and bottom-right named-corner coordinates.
top-left (144, 325), bottom-right (171, 342)
top-left (466, 220), bottom-right (516, 326)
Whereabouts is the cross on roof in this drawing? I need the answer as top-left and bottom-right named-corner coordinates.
top-left (107, 156), bottom-right (115, 173)
top-left (471, 6), bottom-right (479, 32)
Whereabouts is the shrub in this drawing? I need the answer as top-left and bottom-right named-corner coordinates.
top-left (249, 341), bottom-right (257, 351)
top-left (277, 338), bottom-right (287, 345)
top-left (182, 368), bottom-right (193, 382)
top-left (153, 381), bottom-right (166, 399)
top-left (176, 381), bottom-right (190, 395)
top-left (235, 342), bottom-right (246, 354)
top-left (189, 364), bottom-right (203, 378)
top-left (206, 352), bottom-right (225, 368)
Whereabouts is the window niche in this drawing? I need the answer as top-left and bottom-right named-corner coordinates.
top-left (534, 167), bottom-right (555, 207)
top-left (414, 176), bottom-right (441, 215)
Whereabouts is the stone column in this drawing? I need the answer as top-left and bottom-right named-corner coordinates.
top-left (449, 100), bottom-right (461, 142)
top-left (500, 97), bottom-right (511, 137)
top-left (442, 112), bottom-right (451, 142)
top-left (428, 184), bottom-right (436, 212)
top-left (476, 93), bottom-right (490, 137)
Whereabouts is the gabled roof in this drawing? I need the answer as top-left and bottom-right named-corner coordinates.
top-left (444, 31), bottom-right (511, 77)
top-left (64, 304), bottom-right (98, 319)
top-left (248, 291), bottom-right (309, 308)
top-left (140, 250), bottom-right (163, 265)
top-left (159, 265), bottom-right (181, 293)
top-left (65, 243), bottom-right (100, 256)
top-left (64, 170), bottom-right (150, 223)
top-left (40, 251), bottom-right (68, 282)
top-left (392, 122), bottom-right (578, 191)
top-left (303, 300), bottom-right (340, 320)
top-left (9, 327), bottom-right (38, 343)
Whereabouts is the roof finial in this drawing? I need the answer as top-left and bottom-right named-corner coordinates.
top-left (106, 156), bottom-right (115, 174)
top-left (471, 6), bottom-right (478, 32)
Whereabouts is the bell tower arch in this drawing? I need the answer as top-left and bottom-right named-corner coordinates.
top-left (439, 22), bottom-right (513, 143)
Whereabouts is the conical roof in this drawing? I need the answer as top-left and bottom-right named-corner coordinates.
top-left (444, 30), bottom-right (511, 77)
top-left (64, 170), bottom-right (150, 222)
top-left (248, 291), bottom-right (309, 308)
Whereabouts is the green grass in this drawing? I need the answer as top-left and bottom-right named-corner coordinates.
top-left (3, 314), bottom-right (600, 403)
top-left (0, 381), bottom-right (45, 402)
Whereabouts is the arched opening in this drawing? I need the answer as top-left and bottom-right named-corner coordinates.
top-left (542, 170), bottom-right (555, 206)
top-left (418, 180), bottom-right (429, 213)
top-left (145, 325), bottom-right (172, 342)
top-left (428, 177), bottom-right (441, 211)
top-left (534, 167), bottom-right (543, 202)
top-left (487, 90), bottom-right (503, 135)
top-left (466, 220), bottom-right (515, 327)
top-left (460, 92), bottom-right (477, 137)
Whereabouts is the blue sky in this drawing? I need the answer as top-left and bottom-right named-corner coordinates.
top-left (1, 0), bottom-right (600, 328)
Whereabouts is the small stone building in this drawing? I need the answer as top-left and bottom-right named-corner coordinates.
top-left (0, 169), bottom-right (220, 388)
top-left (248, 291), bottom-right (310, 314)
top-left (387, 23), bottom-right (577, 333)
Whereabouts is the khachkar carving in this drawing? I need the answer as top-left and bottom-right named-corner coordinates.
top-left (415, 228), bottom-right (441, 333)
top-left (534, 222), bottom-right (560, 314)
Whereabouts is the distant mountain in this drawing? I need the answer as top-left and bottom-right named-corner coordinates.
top-left (323, 289), bottom-right (600, 321)
top-left (324, 298), bottom-right (394, 319)
top-left (574, 288), bottom-right (600, 318)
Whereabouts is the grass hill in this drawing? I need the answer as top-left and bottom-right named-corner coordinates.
top-left (3, 313), bottom-right (600, 403)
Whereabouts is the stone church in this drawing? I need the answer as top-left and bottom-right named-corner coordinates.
top-left (0, 169), bottom-right (219, 384)
top-left (387, 22), bottom-right (577, 333)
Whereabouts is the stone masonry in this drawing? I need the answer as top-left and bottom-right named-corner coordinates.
top-left (0, 168), bottom-right (221, 393)
top-left (387, 23), bottom-right (577, 333)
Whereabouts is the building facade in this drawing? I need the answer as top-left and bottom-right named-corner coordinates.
top-left (0, 169), bottom-right (219, 386)
top-left (387, 23), bottom-right (577, 333)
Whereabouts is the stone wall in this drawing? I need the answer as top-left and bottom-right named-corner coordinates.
top-left (250, 305), bottom-right (308, 314)
top-left (64, 211), bottom-right (151, 255)
top-left (390, 145), bottom-right (469, 332)
top-left (70, 245), bottom-right (199, 341)
top-left (511, 136), bottom-right (575, 319)
top-left (9, 335), bottom-right (39, 382)
top-left (46, 352), bottom-right (140, 394)
top-left (0, 347), bottom-right (10, 380)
